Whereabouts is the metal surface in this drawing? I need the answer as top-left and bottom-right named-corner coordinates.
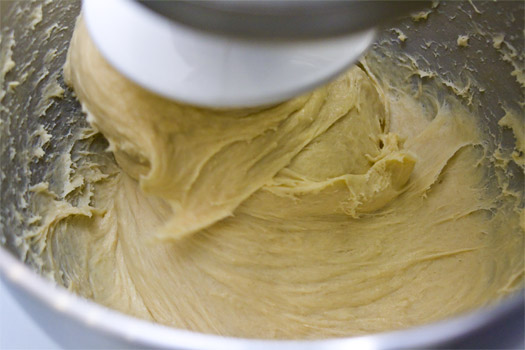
top-left (0, 1), bottom-right (524, 349)
top-left (0, 277), bottom-right (62, 349)
top-left (136, 1), bottom-right (431, 39)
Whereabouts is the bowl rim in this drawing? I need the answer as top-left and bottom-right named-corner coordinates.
top-left (0, 244), bottom-right (523, 349)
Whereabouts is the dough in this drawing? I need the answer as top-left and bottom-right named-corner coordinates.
top-left (40, 17), bottom-right (524, 339)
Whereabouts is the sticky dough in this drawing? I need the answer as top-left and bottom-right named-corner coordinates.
top-left (49, 17), bottom-right (523, 338)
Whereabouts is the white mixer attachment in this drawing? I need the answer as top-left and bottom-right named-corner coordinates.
top-left (82, 0), bottom-right (428, 108)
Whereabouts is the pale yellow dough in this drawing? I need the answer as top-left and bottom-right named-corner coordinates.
top-left (40, 18), bottom-right (523, 339)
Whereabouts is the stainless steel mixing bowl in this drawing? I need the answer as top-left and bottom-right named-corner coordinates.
top-left (1, 1), bottom-right (523, 348)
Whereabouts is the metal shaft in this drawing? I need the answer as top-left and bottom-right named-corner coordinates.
top-left (137, 0), bottom-right (431, 40)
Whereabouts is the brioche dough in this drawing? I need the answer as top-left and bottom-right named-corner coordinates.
top-left (42, 18), bottom-right (524, 338)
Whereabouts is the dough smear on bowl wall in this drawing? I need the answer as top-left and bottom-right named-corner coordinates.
top-left (2, 2), bottom-right (523, 342)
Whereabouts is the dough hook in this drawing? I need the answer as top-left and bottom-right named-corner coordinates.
top-left (82, 0), bottom-right (429, 108)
